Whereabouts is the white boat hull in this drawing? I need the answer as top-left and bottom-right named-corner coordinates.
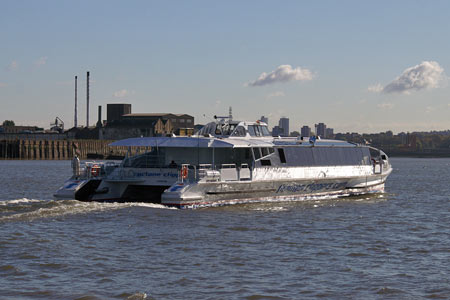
top-left (53, 179), bottom-right (90, 200)
top-left (161, 169), bottom-right (391, 209)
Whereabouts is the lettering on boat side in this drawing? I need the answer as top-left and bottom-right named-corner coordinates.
top-left (276, 182), bottom-right (348, 194)
top-left (134, 172), bottom-right (178, 178)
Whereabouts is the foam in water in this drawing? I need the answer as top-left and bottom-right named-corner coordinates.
top-left (0, 198), bottom-right (44, 206)
top-left (252, 206), bottom-right (288, 212)
top-left (0, 199), bottom-right (175, 222)
top-left (127, 292), bottom-right (148, 300)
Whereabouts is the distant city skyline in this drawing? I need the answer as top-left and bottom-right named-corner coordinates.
top-left (1, 1), bottom-right (450, 134)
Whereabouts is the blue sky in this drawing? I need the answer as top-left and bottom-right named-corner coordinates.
top-left (1, 0), bottom-right (449, 133)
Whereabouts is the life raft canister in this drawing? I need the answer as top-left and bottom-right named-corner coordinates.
top-left (91, 164), bottom-right (101, 177)
top-left (181, 165), bottom-right (188, 179)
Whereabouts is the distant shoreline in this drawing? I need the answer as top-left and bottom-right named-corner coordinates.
top-left (387, 153), bottom-right (450, 158)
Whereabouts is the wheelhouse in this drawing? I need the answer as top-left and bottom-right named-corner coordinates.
top-left (197, 121), bottom-right (271, 138)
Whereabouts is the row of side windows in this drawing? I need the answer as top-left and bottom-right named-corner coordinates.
top-left (277, 147), bottom-right (371, 166)
top-left (253, 147), bottom-right (275, 160)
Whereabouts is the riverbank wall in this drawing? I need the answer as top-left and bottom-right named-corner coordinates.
top-left (0, 139), bottom-right (130, 160)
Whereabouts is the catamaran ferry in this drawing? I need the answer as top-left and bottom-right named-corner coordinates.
top-left (55, 118), bottom-right (392, 208)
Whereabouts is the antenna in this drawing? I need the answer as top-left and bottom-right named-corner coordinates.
top-left (74, 76), bottom-right (77, 128)
top-left (86, 71), bottom-right (90, 127)
top-left (229, 106), bottom-right (232, 121)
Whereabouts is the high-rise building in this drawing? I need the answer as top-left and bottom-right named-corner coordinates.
top-left (325, 128), bottom-right (334, 138)
top-left (315, 123), bottom-right (326, 138)
top-left (260, 116), bottom-right (269, 125)
top-left (301, 125), bottom-right (311, 137)
top-left (279, 117), bottom-right (289, 137)
top-left (272, 125), bottom-right (282, 136)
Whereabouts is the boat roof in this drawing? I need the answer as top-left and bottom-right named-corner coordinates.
top-left (274, 138), bottom-right (359, 147)
top-left (110, 137), bottom-right (233, 148)
top-left (109, 136), bottom-right (360, 148)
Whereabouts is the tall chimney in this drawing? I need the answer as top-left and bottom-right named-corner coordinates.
top-left (86, 71), bottom-right (90, 127)
top-left (74, 76), bottom-right (78, 128)
top-left (97, 105), bottom-right (102, 127)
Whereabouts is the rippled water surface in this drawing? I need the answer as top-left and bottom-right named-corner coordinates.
top-left (1, 158), bottom-right (449, 299)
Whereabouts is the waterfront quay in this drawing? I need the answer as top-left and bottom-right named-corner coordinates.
top-left (0, 133), bottom-right (129, 160)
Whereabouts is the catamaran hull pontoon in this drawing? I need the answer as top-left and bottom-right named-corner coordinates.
top-left (161, 165), bottom-right (391, 208)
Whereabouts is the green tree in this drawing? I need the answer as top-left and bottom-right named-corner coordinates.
top-left (2, 120), bottom-right (15, 127)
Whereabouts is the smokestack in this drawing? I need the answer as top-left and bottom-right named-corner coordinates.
top-left (86, 71), bottom-right (90, 127)
top-left (74, 76), bottom-right (78, 128)
top-left (97, 105), bottom-right (102, 127)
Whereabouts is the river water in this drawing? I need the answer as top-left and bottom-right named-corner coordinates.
top-left (0, 158), bottom-right (449, 299)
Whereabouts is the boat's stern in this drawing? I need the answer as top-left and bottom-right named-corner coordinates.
top-left (54, 178), bottom-right (89, 200)
top-left (161, 182), bottom-right (205, 208)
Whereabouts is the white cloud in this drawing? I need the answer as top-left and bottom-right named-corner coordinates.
top-left (247, 64), bottom-right (314, 87)
top-left (377, 102), bottom-right (394, 110)
top-left (34, 56), bottom-right (48, 67)
top-left (368, 84), bottom-right (383, 93)
top-left (378, 61), bottom-right (445, 94)
top-left (113, 89), bottom-right (129, 98)
top-left (6, 60), bottom-right (18, 71)
top-left (267, 91), bottom-right (286, 98)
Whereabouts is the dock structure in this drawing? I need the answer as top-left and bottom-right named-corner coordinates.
top-left (0, 139), bottom-right (130, 160)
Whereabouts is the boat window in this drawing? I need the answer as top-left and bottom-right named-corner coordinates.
top-left (261, 147), bottom-right (269, 157)
top-left (278, 148), bottom-right (286, 163)
top-left (268, 147), bottom-right (275, 154)
top-left (123, 148), bottom-right (165, 168)
top-left (227, 124), bottom-right (236, 135)
top-left (281, 146), bottom-right (372, 166)
top-left (369, 148), bottom-right (380, 159)
top-left (245, 148), bottom-right (251, 159)
top-left (215, 124), bottom-right (222, 135)
top-left (261, 126), bottom-right (271, 136)
top-left (248, 125), bottom-right (256, 136)
top-left (362, 155), bottom-right (370, 165)
top-left (260, 159), bottom-right (271, 166)
top-left (197, 122), bottom-right (216, 136)
top-left (199, 164), bottom-right (212, 169)
top-left (231, 126), bottom-right (246, 137)
top-left (221, 164), bottom-right (236, 169)
top-left (253, 148), bottom-right (261, 160)
top-left (254, 125), bottom-right (261, 137)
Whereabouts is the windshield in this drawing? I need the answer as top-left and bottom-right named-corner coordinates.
top-left (261, 126), bottom-right (271, 136)
top-left (248, 125), bottom-right (256, 136)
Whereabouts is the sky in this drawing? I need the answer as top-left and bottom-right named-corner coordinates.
top-left (1, 0), bottom-right (450, 134)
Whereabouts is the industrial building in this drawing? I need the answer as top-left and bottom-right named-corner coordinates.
top-left (66, 103), bottom-right (194, 140)
top-left (100, 104), bottom-right (194, 139)
top-left (106, 103), bottom-right (132, 124)
top-left (0, 125), bottom-right (41, 134)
